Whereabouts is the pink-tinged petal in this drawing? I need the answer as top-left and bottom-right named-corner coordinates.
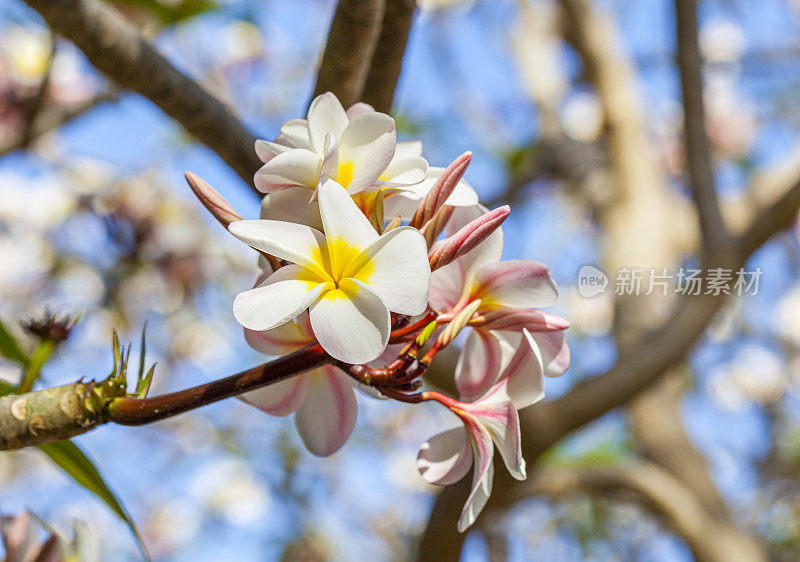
top-left (455, 330), bottom-right (511, 402)
top-left (233, 265), bottom-right (331, 331)
top-left (338, 112), bottom-right (397, 193)
top-left (474, 307), bottom-right (570, 332)
top-left (255, 139), bottom-right (292, 163)
top-left (308, 93), bottom-right (349, 154)
top-left (309, 278), bottom-right (390, 363)
top-left (465, 399), bottom-right (525, 481)
top-left (260, 187), bottom-right (323, 230)
top-left (530, 330), bottom-right (570, 378)
top-left (393, 140), bottom-right (423, 159)
top-left (346, 102), bottom-right (375, 119)
top-left (428, 260), bottom-right (468, 312)
top-left (318, 179), bottom-right (380, 271)
top-left (244, 321), bottom-right (312, 356)
top-left (294, 366), bottom-right (357, 456)
top-left (417, 426), bottom-right (472, 485)
top-left (485, 329), bottom-right (544, 410)
top-left (474, 260), bottom-right (558, 308)
top-left (458, 415), bottom-right (495, 532)
top-left (347, 226), bottom-right (430, 316)
top-left (228, 219), bottom-right (329, 278)
top-left (240, 374), bottom-right (309, 417)
top-left (280, 118), bottom-right (312, 149)
top-left (254, 149), bottom-right (322, 192)
top-left (380, 156), bottom-right (429, 187)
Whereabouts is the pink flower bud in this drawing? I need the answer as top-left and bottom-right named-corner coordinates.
top-left (470, 307), bottom-right (570, 332)
top-left (428, 206), bottom-right (510, 271)
top-left (409, 152), bottom-right (472, 229)
top-left (420, 205), bottom-right (454, 249)
top-left (185, 171), bottom-right (243, 228)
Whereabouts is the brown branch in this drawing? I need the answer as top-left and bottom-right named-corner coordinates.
top-left (511, 463), bottom-right (767, 562)
top-left (22, 0), bottom-right (262, 191)
top-left (361, 0), bottom-right (417, 113)
top-left (313, 0), bottom-right (386, 109)
top-left (675, 0), bottom-right (730, 257)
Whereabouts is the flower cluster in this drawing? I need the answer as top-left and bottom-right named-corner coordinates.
top-left (186, 92), bottom-right (569, 531)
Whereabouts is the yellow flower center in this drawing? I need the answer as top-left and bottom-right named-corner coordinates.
top-left (336, 161), bottom-right (354, 188)
top-left (310, 237), bottom-right (375, 287)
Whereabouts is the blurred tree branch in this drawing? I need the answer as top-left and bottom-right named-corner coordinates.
top-left (675, 0), bottom-right (730, 258)
top-left (22, 0), bottom-right (262, 191)
top-left (313, 0), bottom-right (386, 108)
top-left (507, 461), bottom-right (766, 562)
top-left (361, 0), bottom-right (417, 113)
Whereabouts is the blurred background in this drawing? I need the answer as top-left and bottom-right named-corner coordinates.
top-left (1, 0), bottom-right (800, 560)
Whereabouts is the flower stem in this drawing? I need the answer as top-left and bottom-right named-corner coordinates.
top-left (107, 344), bottom-right (329, 425)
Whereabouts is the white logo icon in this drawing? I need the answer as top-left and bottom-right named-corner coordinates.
top-left (578, 265), bottom-right (608, 298)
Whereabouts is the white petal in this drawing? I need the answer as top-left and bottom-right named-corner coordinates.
top-left (347, 226), bottom-right (430, 316)
top-left (233, 265), bottom-right (330, 331)
top-left (309, 278), bottom-right (390, 363)
top-left (417, 427), bottom-right (472, 485)
top-left (474, 260), bottom-right (559, 308)
top-left (308, 92), bottom-right (349, 154)
top-left (280, 118), bottom-right (312, 149)
top-left (240, 375), bottom-right (309, 417)
top-left (383, 190), bottom-right (421, 220)
top-left (229, 219), bottom-right (329, 278)
top-left (294, 366), bottom-right (358, 456)
top-left (380, 156), bottom-right (429, 187)
top-left (317, 179), bottom-right (379, 275)
top-left (260, 187), bottom-right (323, 230)
top-left (346, 102), bottom-right (375, 119)
top-left (338, 112), bottom-right (397, 193)
top-left (393, 140), bottom-right (423, 159)
top-left (254, 149), bottom-right (321, 192)
top-left (485, 329), bottom-right (545, 410)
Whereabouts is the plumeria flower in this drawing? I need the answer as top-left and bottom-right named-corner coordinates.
top-left (254, 92), bottom-right (427, 197)
top-left (383, 164), bottom-right (480, 219)
top-left (417, 339), bottom-right (543, 531)
top-left (429, 205), bottom-right (570, 401)
top-left (228, 179), bottom-right (431, 364)
top-left (242, 313), bottom-right (357, 456)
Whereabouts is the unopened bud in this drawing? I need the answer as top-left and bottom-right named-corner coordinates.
top-left (384, 215), bottom-right (402, 232)
top-left (435, 300), bottom-right (481, 349)
top-left (428, 205), bottom-right (510, 271)
top-left (22, 311), bottom-right (78, 345)
top-left (420, 205), bottom-right (454, 249)
top-left (370, 189), bottom-right (384, 233)
top-left (409, 152), bottom-right (472, 229)
top-left (185, 171), bottom-right (243, 228)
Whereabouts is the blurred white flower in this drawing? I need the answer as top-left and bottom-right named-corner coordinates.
top-left (560, 92), bottom-right (604, 143)
top-left (699, 19), bottom-right (745, 64)
top-left (189, 459), bottom-right (269, 526)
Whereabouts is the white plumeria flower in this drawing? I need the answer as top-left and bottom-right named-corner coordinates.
top-left (428, 205), bottom-right (569, 400)
top-left (241, 313), bottom-right (357, 457)
top-left (382, 164), bottom-right (480, 219)
top-left (229, 179), bottom-right (431, 364)
top-left (417, 345), bottom-right (540, 531)
top-left (254, 92), bottom-right (427, 196)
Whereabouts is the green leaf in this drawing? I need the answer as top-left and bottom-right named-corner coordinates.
top-left (38, 441), bottom-right (150, 560)
top-left (0, 318), bottom-right (29, 368)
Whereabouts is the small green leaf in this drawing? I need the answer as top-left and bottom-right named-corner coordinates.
top-left (0, 318), bottom-right (30, 368)
top-left (38, 440), bottom-right (150, 560)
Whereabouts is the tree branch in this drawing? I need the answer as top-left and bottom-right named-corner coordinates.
top-left (313, 0), bottom-right (386, 108)
top-left (675, 0), bottom-right (730, 257)
top-left (511, 462), bottom-right (766, 562)
top-left (360, 0), bottom-right (417, 113)
top-left (22, 0), bottom-right (262, 191)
